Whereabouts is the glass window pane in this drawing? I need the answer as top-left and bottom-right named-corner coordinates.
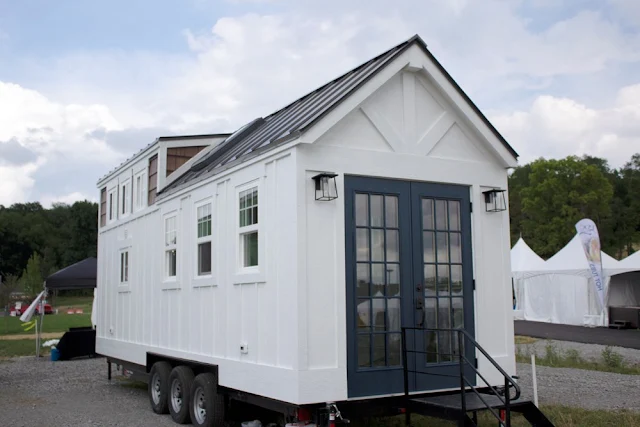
top-left (439, 299), bottom-right (452, 362)
top-left (435, 200), bottom-right (448, 230)
top-left (371, 230), bottom-right (384, 262)
top-left (358, 335), bottom-right (370, 368)
top-left (449, 201), bottom-right (461, 231)
top-left (370, 195), bottom-right (383, 227)
top-left (437, 265), bottom-right (450, 296)
top-left (371, 264), bottom-right (385, 296)
top-left (198, 242), bottom-right (212, 275)
top-left (452, 297), bottom-right (464, 329)
top-left (451, 265), bottom-right (463, 295)
top-left (358, 299), bottom-right (370, 330)
top-left (243, 232), bottom-right (258, 267)
top-left (372, 299), bottom-right (386, 331)
top-left (425, 329), bottom-right (438, 363)
top-left (386, 264), bottom-right (400, 296)
top-left (423, 231), bottom-right (435, 263)
top-left (385, 230), bottom-right (398, 262)
top-left (450, 233), bottom-right (462, 263)
top-left (388, 333), bottom-right (401, 366)
top-left (424, 265), bottom-right (436, 296)
top-left (422, 199), bottom-right (434, 230)
top-left (385, 196), bottom-right (398, 228)
top-left (252, 206), bottom-right (258, 225)
top-left (436, 232), bottom-right (449, 263)
top-left (356, 229), bottom-right (369, 261)
top-left (355, 194), bottom-right (368, 226)
top-left (356, 263), bottom-right (370, 297)
top-left (387, 298), bottom-right (401, 331)
top-left (167, 250), bottom-right (177, 277)
top-left (372, 334), bottom-right (386, 367)
top-left (424, 298), bottom-right (437, 329)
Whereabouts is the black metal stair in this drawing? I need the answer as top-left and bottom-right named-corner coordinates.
top-left (401, 327), bottom-right (555, 427)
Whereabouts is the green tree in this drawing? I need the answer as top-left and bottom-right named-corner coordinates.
top-left (519, 156), bottom-right (613, 258)
top-left (19, 252), bottom-right (44, 297)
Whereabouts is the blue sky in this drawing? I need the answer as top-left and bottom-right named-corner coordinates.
top-left (1, 0), bottom-right (639, 205)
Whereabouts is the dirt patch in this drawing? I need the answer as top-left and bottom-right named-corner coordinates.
top-left (0, 332), bottom-right (63, 340)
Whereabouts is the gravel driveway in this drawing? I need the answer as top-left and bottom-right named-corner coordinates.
top-left (0, 354), bottom-right (638, 426)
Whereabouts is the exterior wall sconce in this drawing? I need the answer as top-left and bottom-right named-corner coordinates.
top-left (312, 173), bottom-right (339, 201)
top-left (483, 189), bottom-right (507, 212)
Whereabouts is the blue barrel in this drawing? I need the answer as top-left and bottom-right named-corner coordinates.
top-left (50, 347), bottom-right (60, 361)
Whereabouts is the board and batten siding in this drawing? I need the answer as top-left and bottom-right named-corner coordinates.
top-left (97, 149), bottom-right (301, 403)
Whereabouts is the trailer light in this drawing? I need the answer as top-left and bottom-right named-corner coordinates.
top-left (312, 173), bottom-right (339, 201)
top-left (296, 407), bottom-right (312, 422)
top-left (482, 188), bottom-right (507, 212)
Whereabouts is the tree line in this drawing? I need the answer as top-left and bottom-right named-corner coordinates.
top-left (0, 201), bottom-right (97, 297)
top-left (510, 153), bottom-right (640, 259)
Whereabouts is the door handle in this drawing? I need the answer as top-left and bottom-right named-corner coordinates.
top-left (415, 296), bottom-right (424, 327)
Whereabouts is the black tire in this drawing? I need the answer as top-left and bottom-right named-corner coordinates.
top-left (168, 366), bottom-right (195, 424)
top-left (148, 361), bottom-right (171, 414)
top-left (189, 373), bottom-right (225, 427)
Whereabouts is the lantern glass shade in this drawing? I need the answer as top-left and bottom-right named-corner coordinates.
top-left (483, 189), bottom-right (507, 212)
top-left (312, 173), bottom-right (338, 201)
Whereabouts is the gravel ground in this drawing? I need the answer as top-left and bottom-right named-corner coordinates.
top-left (516, 338), bottom-right (640, 366)
top-left (1, 352), bottom-right (639, 427)
top-left (0, 356), bottom-right (175, 427)
top-left (515, 362), bottom-right (640, 412)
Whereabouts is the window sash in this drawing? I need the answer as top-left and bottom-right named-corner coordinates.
top-left (241, 231), bottom-right (258, 267)
top-left (165, 216), bottom-right (177, 246)
top-left (198, 241), bottom-right (212, 275)
top-left (239, 188), bottom-right (258, 228)
top-left (166, 249), bottom-right (177, 277)
top-left (120, 252), bottom-right (129, 283)
top-left (197, 204), bottom-right (212, 238)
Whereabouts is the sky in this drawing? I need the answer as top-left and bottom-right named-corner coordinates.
top-left (1, 0), bottom-right (639, 206)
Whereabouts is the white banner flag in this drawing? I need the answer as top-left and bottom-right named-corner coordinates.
top-left (19, 290), bottom-right (46, 323)
top-left (575, 219), bottom-right (605, 310)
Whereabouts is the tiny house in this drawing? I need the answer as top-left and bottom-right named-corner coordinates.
top-left (96, 35), bottom-right (535, 426)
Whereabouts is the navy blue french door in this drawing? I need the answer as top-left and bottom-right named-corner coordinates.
top-left (345, 176), bottom-right (475, 398)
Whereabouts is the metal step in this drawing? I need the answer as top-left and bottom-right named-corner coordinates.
top-left (410, 391), bottom-right (510, 412)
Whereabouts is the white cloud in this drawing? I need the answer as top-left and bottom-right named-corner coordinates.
top-left (491, 84), bottom-right (640, 168)
top-left (40, 191), bottom-right (96, 208)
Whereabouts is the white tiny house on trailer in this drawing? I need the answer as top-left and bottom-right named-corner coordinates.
top-left (96, 35), bottom-right (526, 426)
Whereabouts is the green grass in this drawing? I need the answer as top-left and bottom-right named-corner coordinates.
top-left (0, 313), bottom-right (91, 335)
top-left (50, 295), bottom-right (93, 312)
top-left (514, 336), bottom-right (538, 345)
top-left (516, 341), bottom-right (640, 375)
top-left (357, 406), bottom-right (640, 426)
top-left (0, 339), bottom-right (50, 358)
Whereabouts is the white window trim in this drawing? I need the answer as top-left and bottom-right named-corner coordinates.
top-left (118, 247), bottom-right (131, 293)
top-left (134, 170), bottom-right (147, 212)
top-left (162, 212), bottom-right (180, 289)
top-left (107, 186), bottom-right (118, 224)
top-left (234, 180), bottom-right (265, 284)
top-left (120, 178), bottom-right (131, 218)
top-left (193, 198), bottom-right (215, 288)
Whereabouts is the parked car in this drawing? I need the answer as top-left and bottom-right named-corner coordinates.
top-left (10, 300), bottom-right (53, 315)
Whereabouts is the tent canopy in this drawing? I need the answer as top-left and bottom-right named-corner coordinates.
top-left (511, 238), bottom-right (546, 279)
top-left (619, 250), bottom-right (640, 269)
top-left (45, 257), bottom-right (97, 290)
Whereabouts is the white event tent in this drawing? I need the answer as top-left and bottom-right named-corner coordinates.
top-left (511, 235), bottom-right (639, 327)
top-left (609, 250), bottom-right (640, 309)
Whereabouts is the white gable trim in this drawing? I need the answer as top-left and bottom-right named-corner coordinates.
top-left (299, 44), bottom-right (517, 168)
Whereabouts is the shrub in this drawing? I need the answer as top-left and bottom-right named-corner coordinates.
top-left (602, 346), bottom-right (624, 369)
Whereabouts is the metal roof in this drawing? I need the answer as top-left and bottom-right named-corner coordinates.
top-left (158, 34), bottom-right (518, 198)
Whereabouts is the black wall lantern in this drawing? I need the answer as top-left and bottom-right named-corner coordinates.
top-left (312, 173), bottom-right (339, 201)
top-left (483, 189), bottom-right (507, 212)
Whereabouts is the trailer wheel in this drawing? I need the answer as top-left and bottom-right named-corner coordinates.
top-left (148, 361), bottom-right (171, 414)
top-left (168, 366), bottom-right (195, 424)
top-left (190, 373), bottom-right (225, 427)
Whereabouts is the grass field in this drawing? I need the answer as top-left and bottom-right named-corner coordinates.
top-left (0, 339), bottom-right (50, 358)
top-left (0, 313), bottom-right (92, 336)
top-left (50, 295), bottom-right (94, 312)
top-left (362, 406), bottom-right (640, 427)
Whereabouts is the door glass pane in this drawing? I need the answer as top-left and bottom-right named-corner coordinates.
top-left (371, 195), bottom-right (384, 227)
top-left (439, 298), bottom-right (452, 362)
top-left (386, 230), bottom-right (399, 262)
top-left (422, 199), bottom-right (434, 230)
top-left (423, 231), bottom-right (435, 263)
top-left (449, 201), bottom-right (461, 231)
top-left (373, 298), bottom-right (386, 331)
top-left (436, 232), bottom-right (449, 263)
top-left (388, 333), bottom-right (402, 366)
top-left (371, 230), bottom-right (384, 262)
top-left (373, 334), bottom-right (386, 367)
top-left (387, 298), bottom-right (401, 331)
top-left (371, 264), bottom-right (385, 295)
top-left (452, 298), bottom-right (464, 329)
top-left (385, 196), bottom-right (398, 228)
top-left (357, 299), bottom-right (371, 330)
top-left (450, 232), bottom-right (462, 263)
top-left (356, 229), bottom-right (369, 261)
top-left (451, 265), bottom-right (463, 295)
top-left (386, 264), bottom-right (400, 296)
top-left (437, 265), bottom-right (450, 296)
top-left (356, 194), bottom-right (368, 226)
top-left (425, 329), bottom-right (438, 363)
top-left (356, 263), bottom-right (370, 297)
top-left (435, 200), bottom-right (448, 230)
top-left (424, 265), bottom-right (436, 296)
top-left (358, 335), bottom-right (371, 368)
